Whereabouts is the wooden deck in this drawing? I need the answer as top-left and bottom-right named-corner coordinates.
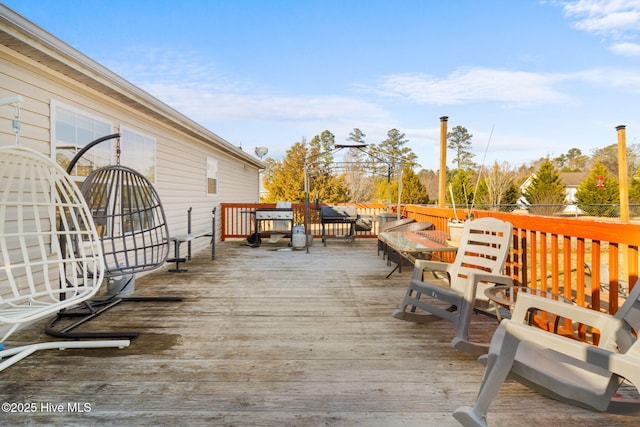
top-left (1, 239), bottom-right (638, 426)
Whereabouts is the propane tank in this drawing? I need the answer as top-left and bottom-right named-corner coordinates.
top-left (291, 224), bottom-right (306, 249)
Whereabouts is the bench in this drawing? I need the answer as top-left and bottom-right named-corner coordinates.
top-left (167, 207), bottom-right (216, 272)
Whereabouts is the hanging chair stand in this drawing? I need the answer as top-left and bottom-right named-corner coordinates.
top-left (46, 294), bottom-right (181, 339)
top-left (46, 133), bottom-right (182, 340)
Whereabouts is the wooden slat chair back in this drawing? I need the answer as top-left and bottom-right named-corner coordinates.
top-left (0, 146), bottom-right (128, 371)
top-left (454, 280), bottom-right (640, 427)
top-left (392, 217), bottom-right (514, 355)
top-left (448, 219), bottom-right (512, 301)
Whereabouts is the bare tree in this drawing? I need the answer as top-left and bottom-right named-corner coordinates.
top-left (476, 161), bottom-right (518, 208)
top-left (418, 169), bottom-right (438, 202)
top-left (591, 143), bottom-right (640, 177)
top-left (341, 150), bottom-right (374, 202)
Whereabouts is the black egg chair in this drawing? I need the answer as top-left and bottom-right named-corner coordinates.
top-left (80, 164), bottom-right (170, 276)
top-left (46, 134), bottom-right (180, 339)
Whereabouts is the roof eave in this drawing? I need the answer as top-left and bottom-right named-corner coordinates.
top-left (0, 4), bottom-right (264, 169)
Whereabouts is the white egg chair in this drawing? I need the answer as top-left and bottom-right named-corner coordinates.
top-left (0, 145), bottom-right (129, 372)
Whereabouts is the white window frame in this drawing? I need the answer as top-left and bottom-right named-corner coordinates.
top-left (51, 100), bottom-right (113, 179)
top-left (119, 125), bottom-right (157, 183)
top-left (207, 157), bottom-right (218, 196)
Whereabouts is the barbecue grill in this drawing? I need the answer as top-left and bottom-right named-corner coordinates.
top-left (320, 206), bottom-right (358, 246)
top-left (255, 208), bottom-right (294, 237)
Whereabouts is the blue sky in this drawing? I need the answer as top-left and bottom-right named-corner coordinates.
top-left (5, 0), bottom-right (640, 170)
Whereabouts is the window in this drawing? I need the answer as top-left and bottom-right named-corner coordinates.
top-left (52, 102), bottom-right (112, 177)
top-left (207, 157), bottom-right (218, 195)
top-left (120, 126), bottom-right (156, 183)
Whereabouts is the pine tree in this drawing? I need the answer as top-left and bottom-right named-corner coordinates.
top-left (368, 128), bottom-right (418, 174)
top-left (372, 165), bottom-right (429, 204)
top-left (630, 169), bottom-right (640, 217)
top-left (447, 125), bottom-right (476, 171)
top-left (399, 165), bottom-right (430, 204)
top-left (575, 161), bottom-right (619, 217)
top-left (261, 141), bottom-right (307, 202)
top-left (446, 169), bottom-right (474, 210)
top-left (522, 159), bottom-right (566, 215)
top-left (346, 128), bottom-right (367, 162)
top-left (307, 130), bottom-right (349, 203)
top-left (343, 128), bottom-right (372, 202)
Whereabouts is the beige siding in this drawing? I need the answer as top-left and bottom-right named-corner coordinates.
top-left (0, 47), bottom-right (52, 153)
top-left (1, 40), bottom-right (261, 259)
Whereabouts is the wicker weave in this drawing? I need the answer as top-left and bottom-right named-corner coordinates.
top-left (79, 165), bottom-right (169, 276)
top-left (0, 145), bottom-right (128, 369)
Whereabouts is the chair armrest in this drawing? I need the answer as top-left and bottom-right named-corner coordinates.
top-left (502, 317), bottom-right (604, 358)
top-left (464, 273), bottom-right (514, 302)
top-left (468, 273), bottom-right (514, 287)
top-left (412, 259), bottom-right (451, 281)
top-left (504, 315), bottom-right (640, 386)
top-left (413, 258), bottom-right (450, 272)
top-left (511, 292), bottom-right (628, 350)
top-left (512, 293), bottom-right (613, 326)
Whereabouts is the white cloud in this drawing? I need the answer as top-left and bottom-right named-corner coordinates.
top-left (363, 67), bottom-right (570, 106)
top-left (568, 67), bottom-right (640, 90)
top-left (361, 65), bottom-right (640, 108)
top-left (609, 41), bottom-right (640, 54)
top-left (106, 48), bottom-right (389, 125)
top-left (143, 83), bottom-right (388, 123)
top-left (562, 0), bottom-right (640, 37)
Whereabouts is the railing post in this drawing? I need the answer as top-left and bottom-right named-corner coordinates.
top-left (187, 207), bottom-right (193, 260)
top-left (617, 125), bottom-right (630, 293)
top-left (211, 207), bottom-right (216, 260)
top-left (438, 116), bottom-right (448, 208)
top-left (221, 204), bottom-right (228, 241)
top-left (617, 125), bottom-right (630, 223)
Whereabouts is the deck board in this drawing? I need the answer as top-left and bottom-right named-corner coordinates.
top-left (0, 239), bottom-right (638, 426)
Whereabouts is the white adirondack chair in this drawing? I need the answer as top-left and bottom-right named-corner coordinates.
top-left (454, 280), bottom-right (640, 427)
top-left (391, 217), bottom-right (514, 355)
top-left (0, 146), bottom-right (129, 371)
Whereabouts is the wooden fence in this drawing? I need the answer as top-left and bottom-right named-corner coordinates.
top-left (220, 203), bottom-right (388, 241)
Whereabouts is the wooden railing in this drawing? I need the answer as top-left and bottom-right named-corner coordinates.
top-left (220, 203), bottom-right (387, 241)
top-left (398, 205), bottom-right (639, 316)
top-left (221, 202), bottom-right (639, 317)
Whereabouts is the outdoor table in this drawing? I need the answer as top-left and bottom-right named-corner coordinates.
top-left (378, 230), bottom-right (458, 277)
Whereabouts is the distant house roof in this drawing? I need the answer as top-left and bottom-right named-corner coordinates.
top-left (559, 171), bottom-right (588, 187)
top-left (519, 170), bottom-right (589, 192)
top-left (0, 4), bottom-right (264, 169)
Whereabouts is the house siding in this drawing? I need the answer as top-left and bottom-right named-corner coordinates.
top-left (1, 8), bottom-right (262, 259)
